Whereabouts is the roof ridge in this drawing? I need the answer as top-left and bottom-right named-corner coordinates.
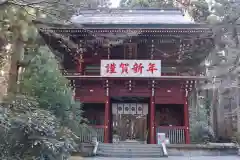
top-left (78, 9), bottom-right (183, 16)
top-left (79, 8), bottom-right (180, 11)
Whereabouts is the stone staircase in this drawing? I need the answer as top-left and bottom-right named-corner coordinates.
top-left (96, 142), bottom-right (166, 158)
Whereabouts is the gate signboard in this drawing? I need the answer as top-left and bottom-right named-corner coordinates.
top-left (101, 60), bottom-right (161, 77)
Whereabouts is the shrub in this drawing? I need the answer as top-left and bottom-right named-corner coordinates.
top-left (0, 95), bottom-right (75, 160)
top-left (232, 132), bottom-right (240, 144)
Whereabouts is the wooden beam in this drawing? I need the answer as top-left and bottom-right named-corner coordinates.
top-left (64, 75), bottom-right (208, 80)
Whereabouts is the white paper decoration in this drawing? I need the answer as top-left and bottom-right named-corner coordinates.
top-left (143, 103), bottom-right (148, 115)
top-left (130, 103), bottom-right (137, 115)
top-left (123, 103), bottom-right (130, 114)
top-left (136, 103), bottom-right (143, 115)
top-left (112, 103), bottom-right (147, 115)
top-left (117, 103), bottom-right (124, 114)
top-left (112, 103), bottom-right (118, 114)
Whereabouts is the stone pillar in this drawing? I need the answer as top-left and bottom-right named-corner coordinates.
top-left (104, 80), bottom-right (110, 143)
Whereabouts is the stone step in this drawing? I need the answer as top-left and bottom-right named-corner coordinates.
top-left (97, 151), bottom-right (165, 158)
top-left (98, 148), bottom-right (163, 152)
top-left (97, 153), bottom-right (165, 158)
top-left (98, 146), bottom-right (162, 150)
top-left (98, 143), bottom-right (162, 148)
top-left (97, 143), bottom-right (166, 158)
top-left (98, 150), bottom-right (164, 154)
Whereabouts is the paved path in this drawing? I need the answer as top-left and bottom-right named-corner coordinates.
top-left (80, 156), bottom-right (239, 160)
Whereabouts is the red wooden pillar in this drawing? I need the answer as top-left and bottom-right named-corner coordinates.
top-left (104, 80), bottom-right (110, 143)
top-left (149, 80), bottom-right (156, 144)
top-left (76, 54), bottom-right (83, 74)
top-left (75, 55), bottom-right (83, 100)
top-left (76, 62), bottom-right (82, 73)
top-left (103, 46), bottom-right (111, 143)
top-left (184, 90), bottom-right (190, 144)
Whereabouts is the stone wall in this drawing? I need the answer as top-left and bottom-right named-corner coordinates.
top-left (167, 143), bottom-right (239, 156)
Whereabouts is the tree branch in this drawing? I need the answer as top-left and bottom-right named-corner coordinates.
top-left (8, 0), bottom-right (60, 6)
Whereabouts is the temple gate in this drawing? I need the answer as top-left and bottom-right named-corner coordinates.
top-left (36, 8), bottom-right (214, 144)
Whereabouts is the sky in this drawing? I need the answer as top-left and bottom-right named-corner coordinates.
top-left (110, 0), bottom-right (120, 8)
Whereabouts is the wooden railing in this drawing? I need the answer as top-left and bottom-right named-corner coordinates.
top-left (78, 125), bottom-right (104, 143)
top-left (156, 126), bottom-right (185, 144)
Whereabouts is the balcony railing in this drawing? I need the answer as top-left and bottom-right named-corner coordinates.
top-left (156, 126), bottom-right (185, 144)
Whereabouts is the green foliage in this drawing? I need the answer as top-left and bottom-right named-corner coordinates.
top-left (232, 132), bottom-right (240, 144)
top-left (0, 4), bottom-right (39, 43)
top-left (190, 97), bottom-right (215, 143)
top-left (0, 0), bottom-right (101, 159)
top-left (0, 95), bottom-right (75, 160)
top-left (0, 3), bottom-right (45, 93)
top-left (188, 0), bottom-right (210, 22)
top-left (20, 46), bottom-right (83, 126)
top-left (205, 1), bottom-right (240, 139)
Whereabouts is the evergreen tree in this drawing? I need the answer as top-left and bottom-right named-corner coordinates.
top-left (20, 46), bottom-right (83, 126)
top-left (190, 93), bottom-right (214, 143)
top-left (0, 0), bottom-right (105, 96)
top-left (207, 0), bottom-right (240, 138)
top-left (184, 0), bottom-right (240, 140)
top-left (188, 0), bottom-right (210, 22)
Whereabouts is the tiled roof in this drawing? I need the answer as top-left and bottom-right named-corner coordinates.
top-left (70, 9), bottom-right (195, 25)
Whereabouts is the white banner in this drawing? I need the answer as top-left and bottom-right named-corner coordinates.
top-left (101, 60), bottom-right (161, 77)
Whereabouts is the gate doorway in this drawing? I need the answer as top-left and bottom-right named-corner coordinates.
top-left (111, 97), bottom-right (149, 143)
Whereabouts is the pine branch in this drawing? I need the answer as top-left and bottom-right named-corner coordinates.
top-left (7, 0), bottom-right (60, 6)
top-left (46, 30), bottom-right (77, 49)
top-left (0, 0), bottom-right (7, 5)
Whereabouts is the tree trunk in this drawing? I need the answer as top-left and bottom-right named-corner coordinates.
top-left (0, 55), bottom-right (11, 101)
top-left (7, 38), bottom-right (24, 94)
top-left (237, 78), bottom-right (240, 133)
